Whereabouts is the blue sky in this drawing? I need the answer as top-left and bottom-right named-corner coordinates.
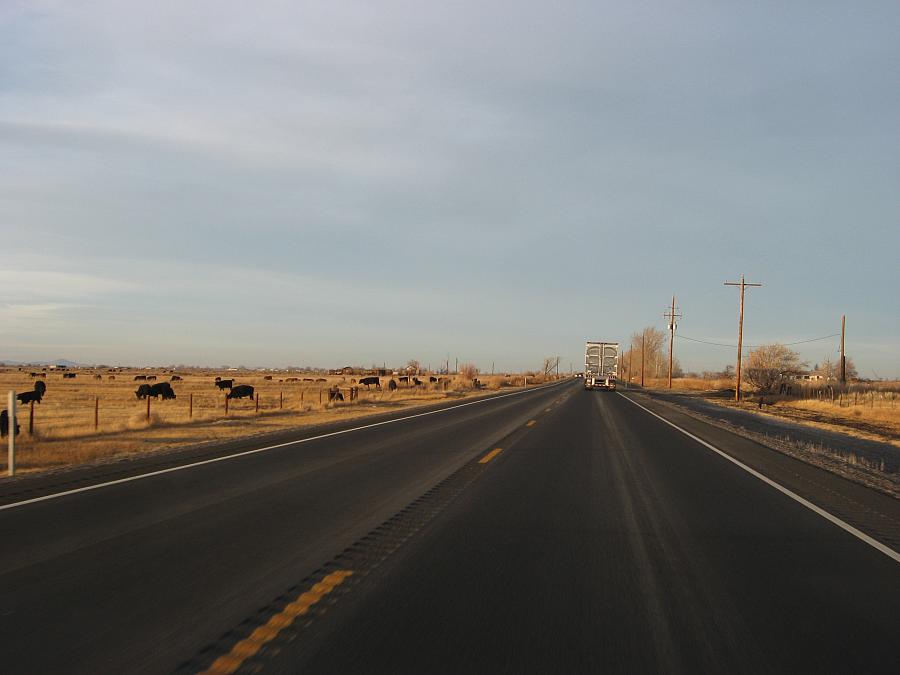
top-left (1, 1), bottom-right (898, 375)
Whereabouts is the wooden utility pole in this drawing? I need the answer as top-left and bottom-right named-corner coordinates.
top-left (640, 329), bottom-right (646, 387)
top-left (664, 296), bottom-right (683, 389)
top-left (724, 274), bottom-right (762, 401)
top-left (840, 314), bottom-right (846, 384)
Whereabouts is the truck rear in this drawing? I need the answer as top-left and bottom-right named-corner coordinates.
top-left (584, 342), bottom-right (619, 390)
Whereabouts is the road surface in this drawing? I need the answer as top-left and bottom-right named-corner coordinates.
top-left (0, 380), bottom-right (897, 674)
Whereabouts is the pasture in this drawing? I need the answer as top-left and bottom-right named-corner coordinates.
top-left (0, 369), bottom-right (531, 474)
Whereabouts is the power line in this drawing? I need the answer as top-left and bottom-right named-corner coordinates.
top-left (675, 333), bottom-right (839, 349)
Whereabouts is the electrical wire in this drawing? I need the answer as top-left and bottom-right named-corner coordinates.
top-left (674, 333), bottom-right (839, 349)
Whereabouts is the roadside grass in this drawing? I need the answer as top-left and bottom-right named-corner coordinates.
top-left (0, 370), bottom-right (539, 474)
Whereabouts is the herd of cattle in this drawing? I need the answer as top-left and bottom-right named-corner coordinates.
top-left (1, 371), bottom-right (464, 437)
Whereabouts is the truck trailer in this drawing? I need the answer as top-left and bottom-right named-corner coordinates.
top-left (584, 342), bottom-right (619, 390)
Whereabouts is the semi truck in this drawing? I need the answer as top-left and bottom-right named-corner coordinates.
top-left (584, 341), bottom-right (619, 390)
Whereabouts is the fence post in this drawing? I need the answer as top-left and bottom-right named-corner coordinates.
top-left (29, 400), bottom-right (34, 435)
top-left (189, 393), bottom-right (193, 419)
top-left (319, 389), bottom-right (322, 405)
top-left (255, 393), bottom-right (259, 413)
top-left (94, 396), bottom-right (99, 431)
top-left (225, 394), bottom-right (229, 415)
top-left (280, 391), bottom-right (283, 409)
top-left (7, 391), bottom-right (15, 477)
top-left (146, 395), bottom-right (151, 423)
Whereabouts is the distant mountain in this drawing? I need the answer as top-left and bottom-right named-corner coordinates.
top-left (0, 358), bottom-right (81, 367)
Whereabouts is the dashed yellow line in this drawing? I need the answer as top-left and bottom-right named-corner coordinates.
top-left (200, 570), bottom-right (353, 674)
top-left (478, 448), bottom-right (503, 464)
top-left (526, 420), bottom-right (537, 427)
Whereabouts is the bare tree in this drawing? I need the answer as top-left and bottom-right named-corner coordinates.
top-left (542, 356), bottom-right (560, 378)
top-left (406, 359), bottom-right (420, 374)
top-left (459, 362), bottom-right (478, 380)
top-left (744, 344), bottom-right (806, 401)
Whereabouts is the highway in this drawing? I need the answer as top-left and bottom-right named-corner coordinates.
top-left (1, 380), bottom-right (898, 674)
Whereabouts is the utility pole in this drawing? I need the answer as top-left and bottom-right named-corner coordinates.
top-left (840, 315), bottom-right (846, 384)
top-left (640, 329), bottom-right (646, 387)
top-left (664, 295), bottom-right (682, 389)
top-left (724, 274), bottom-right (762, 402)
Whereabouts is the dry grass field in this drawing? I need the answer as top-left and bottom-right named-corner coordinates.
top-left (0, 368), bottom-right (536, 474)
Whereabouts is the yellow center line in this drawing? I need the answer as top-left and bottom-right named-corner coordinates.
top-left (526, 420), bottom-right (537, 427)
top-left (478, 448), bottom-right (503, 464)
top-left (199, 569), bottom-right (353, 674)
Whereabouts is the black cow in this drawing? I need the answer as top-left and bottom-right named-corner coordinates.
top-left (1, 409), bottom-right (20, 437)
top-left (227, 385), bottom-right (254, 400)
top-left (359, 376), bottom-right (381, 389)
top-left (135, 382), bottom-right (176, 400)
top-left (63, 373), bottom-right (76, 379)
top-left (316, 378), bottom-right (327, 382)
top-left (171, 375), bottom-right (182, 381)
top-left (398, 376), bottom-right (409, 385)
top-left (215, 379), bottom-right (233, 390)
top-left (146, 375), bottom-right (157, 381)
top-left (413, 377), bottom-right (423, 386)
top-left (429, 376), bottom-right (438, 383)
top-left (134, 375), bottom-right (147, 381)
top-left (388, 379), bottom-right (398, 391)
top-left (17, 381), bottom-right (46, 405)
top-left (263, 375), bottom-right (273, 380)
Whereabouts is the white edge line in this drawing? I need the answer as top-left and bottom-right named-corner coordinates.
top-left (617, 392), bottom-right (900, 565)
top-left (0, 381), bottom-right (567, 512)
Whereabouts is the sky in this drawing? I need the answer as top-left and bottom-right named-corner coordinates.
top-left (1, 1), bottom-right (898, 376)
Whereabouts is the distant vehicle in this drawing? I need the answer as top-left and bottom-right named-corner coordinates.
top-left (584, 341), bottom-right (618, 390)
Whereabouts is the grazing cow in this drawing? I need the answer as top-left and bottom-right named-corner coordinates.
top-left (413, 377), bottom-right (423, 386)
top-left (94, 374), bottom-right (102, 380)
top-left (285, 377), bottom-right (298, 382)
top-left (429, 376), bottom-right (438, 383)
top-left (328, 387), bottom-right (344, 402)
top-left (109, 375), bottom-right (116, 381)
top-left (227, 385), bottom-right (254, 400)
top-left (215, 379), bottom-right (233, 390)
top-left (146, 375), bottom-right (157, 381)
top-left (398, 376), bottom-right (409, 385)
top-left (171, 375), bottom-right (182, 381)
top-left (135, 382), bottom-right (176, 400)
top-left (316, 378), bottom-right (327, 382)
top-left (388, 379), bottom-right (397, 391)
top-left (358, 376), bottom-right (381, 389)
top-left (263, 375), bottom-right (273, 380)
top-left (63, 373), bottom-right (76, 379)
top-left (134, 375), bottom-right (147, 381)
top-left (1, 409), bottom-right (20, 437)
top-left (302, 378), bottom-right (314, 382)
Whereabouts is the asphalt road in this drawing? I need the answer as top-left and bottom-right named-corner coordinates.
top-left (1, 380), bottom-right (898, 674)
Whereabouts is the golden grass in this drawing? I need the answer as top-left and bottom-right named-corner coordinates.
top-left (0, 369), bottom-right (531, 473)
top-left (639, 377), bottom-right (733, 391)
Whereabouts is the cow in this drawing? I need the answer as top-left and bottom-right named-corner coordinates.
top-left (134, 375), bottom-right (147, 381)
top-left (135, 382), bottom-right (176, 400)
top-left (17, 381), bottom-right (46, 405)
top-left (171, 375), bottom-right (182, 381)
top-left (109, 375), bottom-right (116, 381)
top-left (63, 373), bottom-right (76, 379)
top-left (29, 372), bottom-right (46, 378)
top-left (388, 379), bottom-right (397, 391)
top-left (146, 375), bottom-right (157, 381)
top-left (215, 379), bottom-right (233, 390)
top-left (328, 387), bottom-right (344, 402)
top-left (1, 409), bottom-right (20, 437)
top-left (94, 374), bottom-right (102, 380)
top-left (316, 378), bottom-right (327, 382)
top-left (302, 378), bottom-right (314, 382)
top-left (263, 375), bottom-right (273, 380)
top-left (398, 376), bottom-right (409, 385)
top-left (429, 376), bottom-right (438, 383)
top-left (413, 377), bottom-right (423, 386)
top-left (227, 385), bottom-right (254, 400)
top-left (285, 377), bottom-right (299, 382)
top-left (358, 376), bottom-right (381, 389)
